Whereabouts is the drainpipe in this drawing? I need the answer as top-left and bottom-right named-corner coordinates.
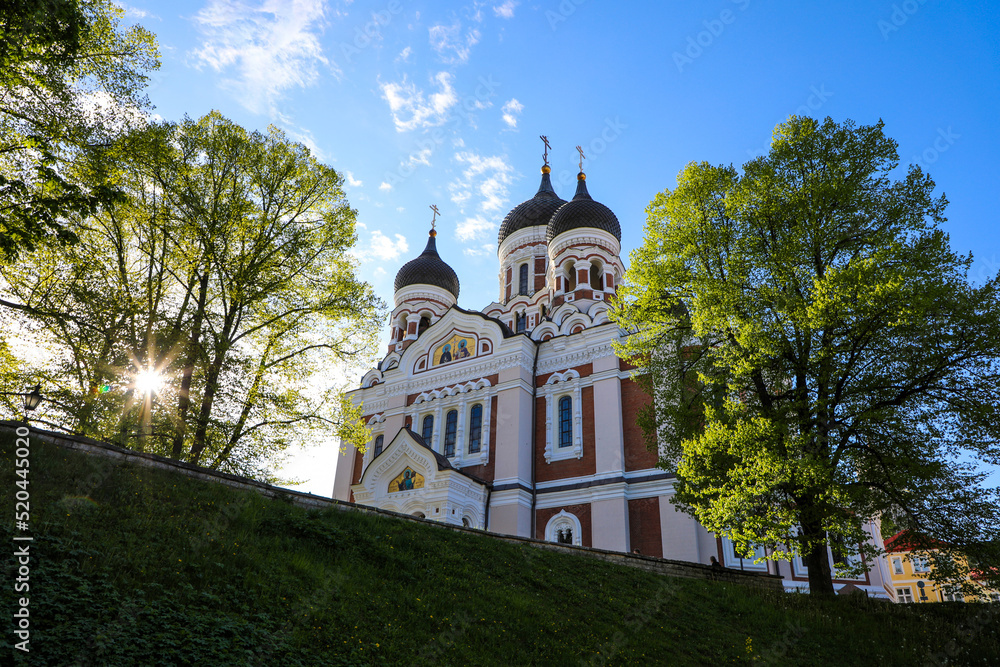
top-left (529, 337), bottom-right (540, 540)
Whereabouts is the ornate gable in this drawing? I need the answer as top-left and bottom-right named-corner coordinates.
top-left (351, 428), bottom-right (489, 528)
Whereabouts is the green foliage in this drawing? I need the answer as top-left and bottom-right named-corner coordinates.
top-left (1, 112), bottom-right (383, 478)
top-left (3, 432), bottom-right (1000, 665)
top-left (0, 0), bottom-right (159, 262)
top-left (612, 116), bottom-right (1000, 596)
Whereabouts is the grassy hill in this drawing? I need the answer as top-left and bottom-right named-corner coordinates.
top-left (2, 430), bottom-right (998, 666)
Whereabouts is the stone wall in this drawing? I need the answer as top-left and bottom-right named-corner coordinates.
top-left (2, 422), bottom-right (783, 592)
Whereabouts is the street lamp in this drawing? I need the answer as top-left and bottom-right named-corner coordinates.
top-left (23, 385), bottom-right (42, 412)
top-left (0, 385), bottom-right (43, 425)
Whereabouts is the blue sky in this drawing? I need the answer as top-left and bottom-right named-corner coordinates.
top-left (120, 0), bottom-right (1000, 494)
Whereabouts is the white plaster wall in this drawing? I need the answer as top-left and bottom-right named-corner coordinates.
top-left (591, 497), bottom-right (629, 551)
top-left (494, 383), bottom-right (532, 483)
top-left (332, 444), bottom-right (356, 501)
top-left (659, 496), bottom-right (703, 563)
top-left (592, 375), bottom-right (624, 474)
top-left (383, 393), bottom-right (407, 438)
top-left (489, 490), bottom-right (532, 537)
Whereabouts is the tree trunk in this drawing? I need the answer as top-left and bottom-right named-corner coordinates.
top-left (189, 347), bottom-right (225, 464)
top-left (801, 518), bottom-right (836, 596)
top-left (171, 271), bottom-right (209, 459)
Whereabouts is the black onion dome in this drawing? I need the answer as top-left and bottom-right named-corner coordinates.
top-left (394, 230), bottom-right (460, 298)
top-left (546, 173), bottom-right (621, 243)
top-left (497, 168), bottom-right (566, 246)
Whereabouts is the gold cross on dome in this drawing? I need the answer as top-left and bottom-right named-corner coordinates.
top-left (540, 135), bottom-right (551, 165)
top-left (576, 145), bottom-right (585, 172)
top-left (429, 204), bottom-right (440, 229)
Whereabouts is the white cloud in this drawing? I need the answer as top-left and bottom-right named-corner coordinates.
top-left (428, 21), bottom-right (480, 64)
top-left (396, 206), bottom-right (405, 213)
top-left (114, 2), bottom-right (155, 19)
top-left (344, 171), bottom-right (362, 187)
top-left (191, 0), bottom-right (330, 115)
top-left (455, 215), bottom-right (494, 243)
top-left (501, 98), bottom-right (523, 128)
top-left (464, 243), bottom-right (497, 257)
top-left (358, 231), bottom-right (409, 262)
top-left (396, 46), bottom-right (412, 62)
top-left (379, 181), bottom-right (393, 191)
top-left (493, 1), bottom-right (518, 19)
top-left (404, 146), bottom-right (433, 168)
top-left (448, 152), bottom-right (516, 242)
top-left (380, 72), bottom-right (458, 132)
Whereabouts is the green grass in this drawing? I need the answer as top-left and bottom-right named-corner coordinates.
top-left (2, 431), bottom-right (999, 666)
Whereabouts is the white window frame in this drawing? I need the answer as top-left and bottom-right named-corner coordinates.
top-left (892, 557), bottom-right (904, 575)
top-left (897, 587), bottom-right (914, 604)
top-left (543, 370), bottom-right (583, 463)
top-left (411, 382), bottom-right (492, 465)
top-left (911, 555), bottom-right (930, 573)
top-left (941, 586), bottom-right (964, 603)
top-left (545, 510), bottom-right (582, 546)
top-left (466, 401), bottom-right (485, 456)
top-left (721, 537), bottom-right (769, 572)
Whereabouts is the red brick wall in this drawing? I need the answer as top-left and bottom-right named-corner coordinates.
top-left (628, 498), bottom-right (662, 558)
top-left (534, 257), bottom-right (546, 291)
top-left (347, 449), bottom-right (364, 502)
top-left (534, 386), bottom-right (597, 482)
top-left (622, 378), bottom-right (657, 471)
top-left (535, 503), bottom-right (592, 547)
top-left (536, 362), bottom-right (593, 388)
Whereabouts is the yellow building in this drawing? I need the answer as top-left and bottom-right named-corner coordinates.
top-left (885, 530), bottom-right (1000, 603)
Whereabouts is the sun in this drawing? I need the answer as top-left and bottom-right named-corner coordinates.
top-left (134, 369), bottom-right (163, 396)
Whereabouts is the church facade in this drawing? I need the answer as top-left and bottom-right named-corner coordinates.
top-left (333, 157), bottom-right (895, 598)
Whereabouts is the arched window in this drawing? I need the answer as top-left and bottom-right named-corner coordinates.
top-left (418, 316), bottom-right (430, 335)
top-left (373, 434), bottom-right (384, 457)
top-left (518, 263), bottom-right (529, 295)
top-left (564, 265), bottom-right (576, 292)
top-left (516, 312), bottom-right (526, 333)
top-left (421, 415), bottom-right (434, 443)
top-left (590, 263), bottom-right (602, 290)
top-left (468, 403), bottom-right (483, 453)
top-left (558, 396), bottom-right (572, 448)
top-left (443, 410), bottom-right (458, 457)
top-left (545, 510), bottom-right (582, 546)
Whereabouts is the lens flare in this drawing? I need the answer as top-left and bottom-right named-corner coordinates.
top-left (134, 370), bottom-right (163, 395)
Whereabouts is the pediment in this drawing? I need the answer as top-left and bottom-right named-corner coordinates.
top-left (358, 429), bottom-right (440, 491)
top-left (351, 428), bottom-right (489, 523)
top-left (404, 307), bottom-right (506, 374)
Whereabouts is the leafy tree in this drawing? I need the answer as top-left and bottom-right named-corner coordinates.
top-left (0, 0), bottom-right (158, 263)
top-left (612, 116), bottom-right (1000, 596)
top-left (1, 113), bottom-right (382, 479)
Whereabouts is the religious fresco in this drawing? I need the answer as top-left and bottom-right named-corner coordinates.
top-left (432, 333), bottom-right (476, 366)
top-left (388, 467), bottom-right (424, 493)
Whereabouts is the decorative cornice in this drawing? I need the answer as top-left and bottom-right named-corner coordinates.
top-left (548, 231), bottom-right (621, 262)
top-left (380, 352), bottom-right (533, 398)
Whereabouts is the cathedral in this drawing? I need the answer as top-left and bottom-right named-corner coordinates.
top-left (332, 149), bottom-right (894, 597)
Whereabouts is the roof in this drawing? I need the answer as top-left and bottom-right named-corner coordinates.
top-left (497, 168), bottom-right (566, 246)
top-left (404, 428), bottom-right (490, 486)
top-left (884, 530), bottom-right (947, 553)
top-left (394, 231), bottom-right (460, 298)
top-left (547, 173), bottom-right (621, 243)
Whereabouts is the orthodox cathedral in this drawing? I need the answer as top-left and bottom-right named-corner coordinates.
top-left (332, 146), bottom-right (894, 597)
